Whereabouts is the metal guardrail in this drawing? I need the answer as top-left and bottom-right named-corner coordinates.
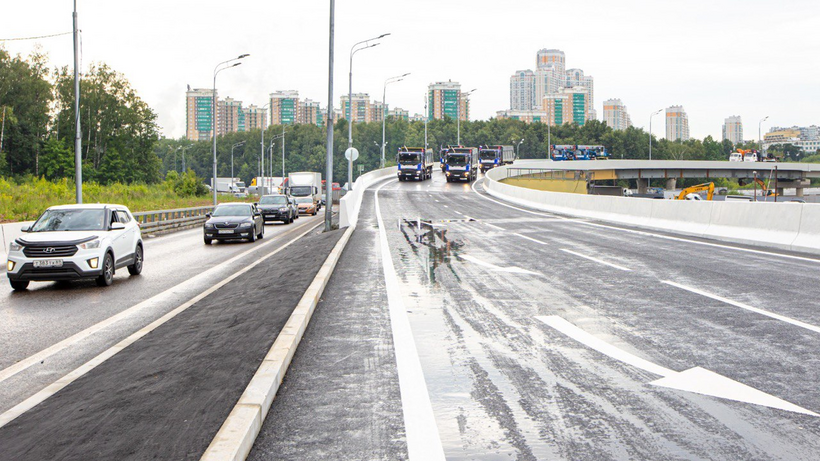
top-left (505, 168), bottom-right (593, 181)
top-left (133, 206), bottom-right (214, 234)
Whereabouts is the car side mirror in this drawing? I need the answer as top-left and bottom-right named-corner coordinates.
top-left (254, 202), bottom-right (258, 207)
top-left (205, 213), bottom-right (212, 218)
top-left (20, 225), bottom-right (30, 232)
top-left (110, 222), bottom-right (126, 231)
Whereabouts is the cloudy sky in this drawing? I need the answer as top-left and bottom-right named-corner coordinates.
top-left (3, 0), bottom-right (819, 141)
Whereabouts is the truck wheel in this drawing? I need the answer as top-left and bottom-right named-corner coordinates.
top-left (10, 280), bottom-right (29, 291)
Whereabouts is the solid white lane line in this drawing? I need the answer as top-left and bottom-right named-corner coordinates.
top-left (0, 222), bottom-right (322, 429)
top-left (470, 178), bottom-right (820, 265)
top-left (561, 249), bottom-right (631, 272)
top-left (484, 222), bottom-right (504, 231)
top-left (514, 233), bottom-right (548, 246)
top-left (459, 254), bottom-right (540, 275)
top-left (0, 218), bottom-right (319, 386)
top-left (375, 180), bottom-right (445, 460)
top-left (536, 315), bottom-right (818, 416)
top-left (662, 281), bottom-right (820, 335)
top-left (454, 211), bottom-right (463, 216)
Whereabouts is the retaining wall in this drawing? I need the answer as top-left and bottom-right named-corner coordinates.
top-left (485, 166), bottom-right (820, 255)
top-left (339, 167), bottom-right (397, 228)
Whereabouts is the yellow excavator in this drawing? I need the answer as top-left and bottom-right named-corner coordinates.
top-left (675, 182), bottom-right (715, 201)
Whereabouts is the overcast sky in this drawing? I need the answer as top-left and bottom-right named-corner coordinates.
top-left (3, 0), bottom-right (819, 141)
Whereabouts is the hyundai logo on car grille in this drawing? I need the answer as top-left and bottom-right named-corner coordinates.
top-left (44, 247), bottom-right (55, 253)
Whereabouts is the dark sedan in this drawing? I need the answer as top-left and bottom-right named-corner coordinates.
top-left (257, 194), bottom-right (296, 224)
top-left (203, 203), bottom-right (264, 244)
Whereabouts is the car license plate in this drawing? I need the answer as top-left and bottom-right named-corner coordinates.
top-left (218, 229), bottom-right (234, 234)
top-left (34, 259), bottom-right (63, 268)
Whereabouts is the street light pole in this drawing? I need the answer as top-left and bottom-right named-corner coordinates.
top-left (649, 108), bottom-right (662, 161)
top-left (231, 141), bottom-right (245, 188)
top-left (759, 115), bottom-right (769, 157)
top-left (424, 93), bottom-right (428, 149)
top-left (73, 0), bottom-right (82, 203)
top-left (212, 54), bottom-right (248, 205)
top-left (381, 73), bottom-right (410, 168)
top-left (324, 0), bottom-right (335, 232)
top-left (457, 88), bottom-right (476, 145)
top-left (516, 138), bottom-right (524, 159)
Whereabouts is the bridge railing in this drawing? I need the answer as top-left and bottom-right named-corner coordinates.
top-left (133, 206), bottom-right (214, 234)
top-left (504, 168), bottom-right (593, 181)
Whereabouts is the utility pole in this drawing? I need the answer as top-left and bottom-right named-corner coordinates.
top-left (73, 0), bottom-right (82, 203)
top-left (324, 0), bottom-right (335, 232)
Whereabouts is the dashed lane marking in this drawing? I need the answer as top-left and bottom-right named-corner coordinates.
top-left (561, 249), bottom-right (631, 272)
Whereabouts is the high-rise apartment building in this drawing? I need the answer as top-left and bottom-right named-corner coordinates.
top-left (388, 107), bottom-right (409, 121)
top-left (665, 105), bottom-right (690, 141)
top-left (298, 99), bottom-right (324, 126)
top-left (722, 116), bottom-right (743, 145)
top-left (495, 110), bottom-right (549, 124)
top-left (217, 97), bottom-right (245, 135)
top-left (603, 99), bottom-right (632, 131)
top-left (428, 81), bottom-right (468, 121)
top-left (370, 101), bottom-right (385, 123)
top-left (186, 88), bottom-right (216, 141)
top-left (536, 49), bottom-right (566, 74)
top-left (542, 87), bottom-right (588, 126)
top-left (270, 90), bottom-right (299, 125)
top-left (534, 66), bottom-right (561, 111)
top-left (243, 104), bottom-right (267, 131)
top-left (566, 69), bottom-right (595, 120)
top-left (340, 93), bottom-right (371, 123)
top-left (510, 70), bottom-right (535, 110)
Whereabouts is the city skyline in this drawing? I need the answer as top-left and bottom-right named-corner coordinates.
top-left (3, 0), bottom-right (818, 142)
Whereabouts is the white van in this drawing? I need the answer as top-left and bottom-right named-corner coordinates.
top-left (743, 152), bottom-right (758, 162)
top-left (729, 153), bottom-right (743, 162)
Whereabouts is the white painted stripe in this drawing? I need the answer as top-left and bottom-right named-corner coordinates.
top-left (535, 316), bottom-right (673, 377)
top-left (375, 180), bottom-right (445, 460)
top-left (484, 222), bottom-right (504, 231)
top-left (561, 249), bottom-right (631, 272)
top-left (0, 222), bottom-right (322, 429)
top-left (454, 211), bottom-right (463, 216)
top-left (459, 254), bottom-right (540, 275)
top-left (662, 281), bottom-right (820, 335)
top-left (0, 218), bottom-right (319, 385)
top-left (470, 178), bottom-right (820, 265)
top-left (514, 233), bottom-right (548, 246)
top-left (537, 315), bottom-right (818, 416)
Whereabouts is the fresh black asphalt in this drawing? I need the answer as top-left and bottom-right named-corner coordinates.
top-left (0, 227), bottom-right (342, 460)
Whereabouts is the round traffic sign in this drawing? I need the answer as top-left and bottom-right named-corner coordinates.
top-left (344, 147), bottom-right (359, 162)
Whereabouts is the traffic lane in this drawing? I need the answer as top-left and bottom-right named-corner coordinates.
top-left (248, 191), bottom-right (407, 461)
top-left (456, 183), bottom-right (820, 328)
top-left (0, 216), bottom-right (321, 414)
top-left (0, 215), bottom-right (320, 368)
top-left (377, 183), bottom-right (820, 459)
top-left (0, 226), bottom-right (343, 460)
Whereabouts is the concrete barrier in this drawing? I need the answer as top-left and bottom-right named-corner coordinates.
top-left (485, 165), bottom-right (820, 255)
top-left (339, 166), bottom-right (397, 228)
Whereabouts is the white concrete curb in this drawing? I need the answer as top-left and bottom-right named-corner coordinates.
top-left (201, 169), bottom-right (395, 461)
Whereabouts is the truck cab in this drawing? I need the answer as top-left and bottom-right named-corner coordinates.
top-left (397, 147), bottom-right (434, 181)
top-left (444, 147), bottom-right (478, 182)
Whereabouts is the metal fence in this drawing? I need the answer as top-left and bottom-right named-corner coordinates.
top-left (504, 168), bottom-right (593, 181)
top-left (133, 206), bottom-right (214, 235)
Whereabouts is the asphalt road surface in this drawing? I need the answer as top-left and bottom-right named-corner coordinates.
top-left (254, 170), bottom-right (820, 460)
top-left (0, 213), bottom-right (323, 417)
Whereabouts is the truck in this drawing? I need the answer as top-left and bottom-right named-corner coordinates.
top-left (577, 145), bottom-right (609, 160)
top-left (248, 177), bottom-right (285, 195)
top-left (443, 147), bottom-right (479, 182)
top-left (478, 145), bottom-right (515, 172)
top-left (550, 145), bottom-right (576, 161)
top-left (397, 147), bottom-right (434, 181)
top-left (210, 177), bottom-right (245, 194)
top-left (287, 172), bottom-right (322, 211)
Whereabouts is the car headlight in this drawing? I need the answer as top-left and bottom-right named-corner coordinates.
top-left (9, 241), bottom-right (23, 252)
top-left (239, 222), bottom-right (253, 228)
top-left (78, 238), bottom-right (101, 250)
top-left (205, 223), bottom-right (214, 229)
top-left (279, 207), bottom-right (288, 212)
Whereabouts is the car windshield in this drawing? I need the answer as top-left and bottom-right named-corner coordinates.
top-left (447, 155), bottom-right (469, 166)
top-left (296, 197), bottom-right (313, 204)
top-left (290, 186), bottom-right (312, 196)
top-left (398, 153), bottom-right (421, 164)
top-left (30, 208), bottom-right (107, 232)
top-left (212, 205), bottom-right (251, 217)
top-left (480, 150), bottom-right (497, 159)
top-left (260, 196), bottom-right (287, 205)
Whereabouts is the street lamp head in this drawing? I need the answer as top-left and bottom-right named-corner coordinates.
top-left (378, 33), bottom-right (391, 38)
top-left (231, 62), bottom-right (242, 68)
top-left (237, 54), bottom-right (250, 59)
top-left (401, 72), bottom-right (411, 77)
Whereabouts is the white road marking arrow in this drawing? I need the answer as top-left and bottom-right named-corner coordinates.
top-left (536, 315), bottom-right (818, 417)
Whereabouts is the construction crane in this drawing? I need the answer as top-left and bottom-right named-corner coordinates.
top-left (675, 182), bottom-right (715, 201)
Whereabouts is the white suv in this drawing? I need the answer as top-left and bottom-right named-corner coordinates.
top-left (7, 204), bottom-right (144, 290)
